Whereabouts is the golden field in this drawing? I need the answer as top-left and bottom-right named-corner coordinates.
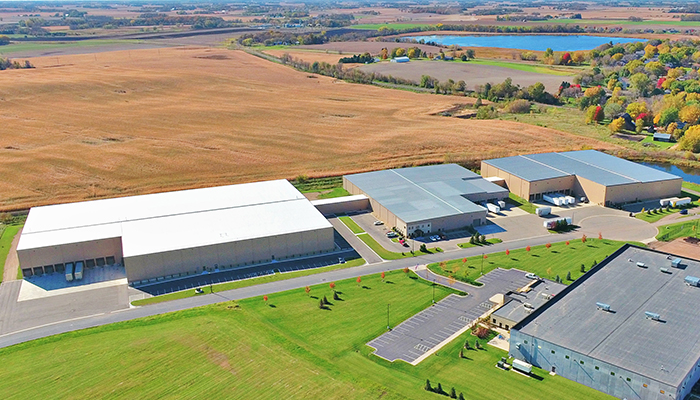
top-left (0, 46), bottom-right (616, 210)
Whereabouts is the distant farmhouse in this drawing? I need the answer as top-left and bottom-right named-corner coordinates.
top-left (481, 150), bottom-right (682, 206)
top-left (510, 245), bottom-right (700, 400)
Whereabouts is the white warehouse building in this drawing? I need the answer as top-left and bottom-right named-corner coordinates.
top-left (17, 180), bottom-right (335, 283)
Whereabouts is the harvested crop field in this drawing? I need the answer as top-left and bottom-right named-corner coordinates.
top-left (359, 59), bottom-right (574, 92)
top-left (298, 41), bottom-right (444, 55)
top-left (0, 46), bottom-right (615, 210)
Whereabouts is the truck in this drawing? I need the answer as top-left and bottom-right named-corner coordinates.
top-left (486, 203), bottom-right (500, 213)
top-left (672, 197), bottom-right (692, 207)
top-left (74, 261), bottom-right (84, 280)
top-left (65, 262), bottom-right (74, 282)
top-left (512, 359), bottom-right (533, 374)
top-left (565, 196), bottom-right (576, 205)
top-left (535, 206), bottom-right (551, 217)
top-left (542, 194), bottom-right (561, 206)
top-left (543, 217), bottom-right (572, 230)
top-left (497, 200), bottom-right (506, 209)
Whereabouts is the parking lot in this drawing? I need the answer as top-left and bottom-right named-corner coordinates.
top-left (368, 268), bottom-right (532, 364)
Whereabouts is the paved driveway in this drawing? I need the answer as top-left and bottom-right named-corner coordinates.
top-left (367, 268), bottom-right (531, 364)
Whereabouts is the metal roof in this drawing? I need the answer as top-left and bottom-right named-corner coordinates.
top-left (492, 280), bottom-right (566, 325)
top-left (17, 180), bottom-right (332, 256)
top-left (483, 150), bottom-right (680, 186)
top-left (345, 164), bottom-right (507, 223)
top-left (516, 246), bottom-right (700, 387)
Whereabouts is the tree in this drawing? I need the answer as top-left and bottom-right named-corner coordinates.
top-left (545, 243), bottom-right (552, 249)
top-left (305, 286), bottom-right (311, 296)
top-left (604, 102), bottom-right (623, 120)
top-left (526, 245), bottom-right (531, 252)
top-left (598, 232), bottom-right (603, 240)
top-left (403, 266), bottom-right (409, 274)
top-left (566, 271), bottom-right (572, 281)
top-left (263, 295), bottom-right (268, 303)
top-left (505, 249), bottom-right (510, 256)
top-left (680, 105), bottom-right (700, 125)
top-left (630, 73), bottom-right (652, 96)
top-left (437, 383), bottom-right (443, 394)
top-left (609, 117), bottom-right (625, 133)
top-left (420, 243), bottom-right (428, 252)
top-left (0, 35), bottom-right (9, 46)
top-left (450, 387), bottom-right (457, 398)
top-left (644, 44), bottom-right (657, 59)
top-left (679, 125), bottom-right (700, 152)
top-left (459, 393), bottom-right (466, 400)
top-left (425, 379), bottom-right (433, 392)
top-left (527, 82), bottom-right (546, 103)
top-left (380, 48), bottom-right (388, 60)
top-left (319, 299), bottom-right (324, 309)
top-left (459, 348), bottom-right (464, 358)
top-left (544, 48), bottom-right (554, 59)
top-left (555, 275), bottom-right (561, 283)
top-left (465, 49), bottom-right (475, 59)
top-left (581, 263), bottom-right (586, 273)
top-left (582, 234), bottom-right (587, 243)
top-left (356, 276), bottom-right (362, 285)
top-left (329, 282), bottom-right (336, 290)
top-left (626, 102), bottom-right (648, 119)
top-left (323, 295), bottom-right (329, 305)
top-left (571, 51), bottom-right (585, 65)
top-left (381, 271), bottom-right (385, 282)
top-left (644, 61), bottom-right (665, 76)
top-left (546, 267), bottom-right (552, 277)
top-left (561, 52), bottom-right (572, 65)
top-left (333, 291), bottom-right (340, 301)
top-left (658, 107), bottom-right (679, 127)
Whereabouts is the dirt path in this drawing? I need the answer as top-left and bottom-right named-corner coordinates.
top-left (2, 227), bottom-right (22, 283)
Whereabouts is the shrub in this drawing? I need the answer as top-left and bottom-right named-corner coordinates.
top-left (420, 243), bottom-right (428, 252)
top-left (603, 102), bottom-right (623, 120)
top-left (580, 264), bottom-right (585, 273)
top-left (475, 105), bottom-right (498, 119)
top-left (323, 295), bottom-right (329, 305)
top-left (474, 326), bottom-right (491, 339)
top-left (505, 99), bottom-right (531, 114)
top-left (679, 126), bottom-right (700, 152)
top-left (425, 379), bottom-right (433, 392)
top-left (609, 117), bottom-right (625, 133)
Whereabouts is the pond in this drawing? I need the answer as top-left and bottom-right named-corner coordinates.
top-left (404, 34), bottom-right (645, 52)
top-left (641, 162), bottom-right (700, 185)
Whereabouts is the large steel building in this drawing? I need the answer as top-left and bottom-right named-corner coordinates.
top-left (481, 150), bottom-right (682, 206)
top-left (17, 180), bottom-right (335, 283)
top-left (510, 245), bottom-right (700, 400)
top-left (343, 164), bottom-right (508, 236)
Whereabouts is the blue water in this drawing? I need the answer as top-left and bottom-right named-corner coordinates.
top-left (642, 162), bottom-right (700, 185)
top-left (404, 35), bottom-right (644, 52)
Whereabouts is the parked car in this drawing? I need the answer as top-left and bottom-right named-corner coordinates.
top-left (439, 233), bottom-right (447, 240)
top-left (386, 232), bottom-right (398, 238)
top-left (680, 209), bottom-right (689, 215)
top-left (374, 220), bottom-right (384, 226)
top-left (525, 273), bottom-right (539, 280)
top-left (399, 239), bottom-right (405, 245)
top-left (338, 257), bottom-right (345, 264)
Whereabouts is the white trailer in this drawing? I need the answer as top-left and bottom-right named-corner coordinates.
top-left (512, 359), bottom-right (533, 374)
top-left (565, 196), bottom-right (576, 205)
top-left (660, 198), bottom-right (673, 207)
top-left (673, 197), bottom-right (692, 207)
top-left (74, 261), bottom-right (84, 280)
top-left (487, 203), bottom-right (500, 213)
top-left (535, 207), bottom-right (551, 217)
top-left (65, 262), bottom-right (74, 282)
top-left (542, 194), bottom-right (558, 206)
top-left (497, 200), bottom-right (506, 209)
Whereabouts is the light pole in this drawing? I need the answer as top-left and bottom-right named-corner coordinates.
top-left (387, 303), bottom-right (391, 330)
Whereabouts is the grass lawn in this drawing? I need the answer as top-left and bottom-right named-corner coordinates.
top-left (547, 18), bottom-right (700, 27)
top-left (466, 59), bottom-right (576, 76)
top-left (0, 224), bottom-right (22, 283)
top-left (0, 270), bottom-right (612, 400)
top-left (656, 220), bottom-right (700, 242)
top-left (639, 135), bottom-right (675, 149)
top-left (429, 239), bottom-right (642, 284)
top-left (458, 238), bottom-right (503, 248)
top-left (132, 258), bottom-right (366, 306)
top-left (635, 191), bottom-right (699, 223)
top-left (506, 192), bottom-right (537, 214)
top-left (352, 23), bottom-right (429, 30)
top-left (684, 181), bottom-right (700, 193)
top-left (357, 233), bottom-right (440, 260)
top-left (317, 187), bottom-right (350, 199)
top-left (292, 176), bottom-right (343, 193)
top-left (339, 215), bottom-right (365, 234)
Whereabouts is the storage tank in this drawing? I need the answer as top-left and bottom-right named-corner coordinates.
top-left (512, 359), bottom-right (533, 374)
top-left (65, 262), bottom-right (74, 282)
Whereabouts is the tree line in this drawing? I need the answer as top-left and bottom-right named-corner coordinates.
top-left (0, 58), bottom-right (34, 70)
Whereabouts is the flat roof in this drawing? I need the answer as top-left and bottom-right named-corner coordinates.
top-left (515, 246), bottom-right (700, 387)
top-left (345, 164), bottom-right (507, 223)
top-left (493, 280), bottom-right (566, 325)
top-left (483, 150), bottom-right (680, 186)
top-left (18, 180), bottom-right (332, 256)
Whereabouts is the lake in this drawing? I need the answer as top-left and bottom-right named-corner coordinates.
top-left (642, 162), bottom-right (700, 185)
top-left (404, 35), bottom-right (644, 52)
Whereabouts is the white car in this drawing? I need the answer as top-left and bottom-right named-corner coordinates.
top-left (374, 220), bottom-right (384, 226)
top-left (386, 232), bottom-right (398, 238)
top-left (525, 273), bottom-right (539, 280)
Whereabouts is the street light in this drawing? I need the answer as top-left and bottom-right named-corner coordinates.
top-left (387, 303), bottom-right (391, 330)
top-left (432, 280), bottom-right (436, 304)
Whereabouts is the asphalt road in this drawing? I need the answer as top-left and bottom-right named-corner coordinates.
top-left (0, 232), bottom-right (580, 349)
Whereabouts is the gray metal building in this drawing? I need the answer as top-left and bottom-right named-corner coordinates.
top-left (481, 150), bottom-right (682, 206)
top-left (491, 279), bottom-right (565, 331)
top-left (343, 164), bottom-right (508, 236)
top-left (510, 245), bottom-right (700, 400)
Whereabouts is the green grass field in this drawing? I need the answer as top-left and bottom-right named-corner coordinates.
top-left (339, 215), bottom-right (365, 234)
top-left (429, 239), bottom-right (641, 284)
top-left (352, 23), bottom-right (430, 30)
top-left (547, 18), bottom-right (700, 27)
top-left (656, 220), bottom-right (700, 242)
top-left (317, 187), bottom-right (351, 199)
top-left (357, 233), bottom-right (440, 260)
top-left (0, 39), bottom-right (143, 56)
top-left (0, 224), bottom-right (22, 283)
top-left (132, 258), bottom-right (366, 306)
top-left (506, 192), bottom-right (537, 214)
top-left (466, 59), bottom-right (576, 76)
top-left (639, 135), bottom-right (676, 149)
top-left (684, 181), bottom-right (700, 193)
top-left (0, 270), bottom-right (612, 400)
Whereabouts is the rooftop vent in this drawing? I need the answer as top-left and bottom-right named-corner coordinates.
top-left (523, 303), bottom-right (534, 309)
top-left (645, 311), bottom-right (661, 321)
top-left (541, 293), bottom-right (552, 300)
top-left (660, 267), bottom-right (670, 274)
top-left (672, 258), bottom-right (683, 268)
top-left (685, 276), bottom-right (700, 287)
top-left (636, 262), bottom-right (647, 268)
top-left (596, 302), bottom-right (611, 312)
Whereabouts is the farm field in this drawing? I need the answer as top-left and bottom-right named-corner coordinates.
top-left (0, 46), bottom-right (614, 210)
top-left (0, 270), bottom-right (612, 400)
top-left (359, 59), bottom-right (574, 92)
